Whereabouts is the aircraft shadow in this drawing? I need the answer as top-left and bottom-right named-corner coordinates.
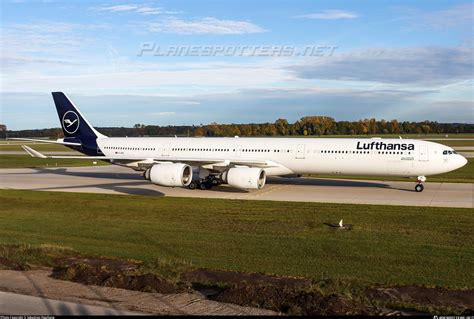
top-left (267, 176), bottom-right (391, 188)
top-left (18, 167), bottom-right (249, 194)
top-left (33, 181), bottom-right (165, 196)
top-left (268, 177), bottom-right (416, 192)
top-left (206, 186), bottom-right (248, 193)
top-left (19, 167), bottom-right (142, 180)
top-left (11, 167), bottom-right (415, 193)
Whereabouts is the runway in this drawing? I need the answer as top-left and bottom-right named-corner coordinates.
top-left (0, 166), bottom-right (472, 208)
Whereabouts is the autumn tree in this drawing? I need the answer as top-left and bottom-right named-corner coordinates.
top-left (421, 124), bottom-right (431, 135)
top-left (194, 127), bottom-right (205, 136)
top-left (134, 123), bottom-right (146, 136)
top-left (274, 118), bottom-right (289, 136)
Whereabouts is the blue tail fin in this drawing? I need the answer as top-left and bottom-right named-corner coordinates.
top-left (52, 92), bottom-right (106, 155)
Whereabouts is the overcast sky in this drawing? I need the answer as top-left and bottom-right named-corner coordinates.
top-left (1, 0), bottom-right (473, 129)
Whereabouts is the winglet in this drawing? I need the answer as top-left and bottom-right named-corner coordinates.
top-left (22, 145), bottom-right (47, 158)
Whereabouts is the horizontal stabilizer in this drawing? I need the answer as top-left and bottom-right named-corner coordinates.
top-left (22, 145), bottom-right (47, 158)
top-left (22, 146), bottom-right (106, 159)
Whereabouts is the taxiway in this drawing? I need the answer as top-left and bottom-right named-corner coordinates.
top-left (0, 166), bottom-right (472, 208)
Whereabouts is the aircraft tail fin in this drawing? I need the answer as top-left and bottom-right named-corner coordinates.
top-left (52, 92), bottom-right (106, 139)
top-left (52, 92), bottom-right (107, 155)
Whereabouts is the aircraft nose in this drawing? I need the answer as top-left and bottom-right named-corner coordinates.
top-left (457, 154), bottom-right (468, 168)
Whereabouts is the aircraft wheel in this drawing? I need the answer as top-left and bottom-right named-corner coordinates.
top-left (415, 184), bottom-right (424, 192)
top-left (211, 178), bottom-right (220, 186)
top-left (188, 182), bottom-right (197, 190)
top-left (199, 182), bottom-right (207, 190)
top-left (205, 181), bottom-right (213, 189)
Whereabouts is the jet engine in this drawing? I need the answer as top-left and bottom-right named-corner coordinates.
top-left (222, 167), bottom-right (266, 190)
top-left (144, 163), bottom-right (193, 187)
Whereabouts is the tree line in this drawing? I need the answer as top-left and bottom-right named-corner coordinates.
top-left (3, 116), bottom-right (473, 139)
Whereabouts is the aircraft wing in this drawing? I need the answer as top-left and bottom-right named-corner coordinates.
top-left (21, 146), bottom-right (281, 168)
top-left (164, 158), bottom-right (282, 168)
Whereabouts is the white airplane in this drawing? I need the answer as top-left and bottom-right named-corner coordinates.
top-left (15, 92), bottom-right (467, 193)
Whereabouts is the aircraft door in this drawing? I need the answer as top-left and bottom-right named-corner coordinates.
top-left (296, 144), bottom-right (306, 159)
top-left (236, 146), bottom-right (242, 157)
top-left (162, 144), bottom-right (170, 156)
top-left (419, 145), bottom-right (429, 161)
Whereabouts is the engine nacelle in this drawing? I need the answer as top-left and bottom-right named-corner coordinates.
top-left (222, 167), bottom-right (266, 190)
top-left (144, 163), bottom-right (193, 187)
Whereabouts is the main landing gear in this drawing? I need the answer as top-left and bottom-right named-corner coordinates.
top-left (415, 176), bottom-right (426, 192)
top-left (188, 176), bottom-right (222, 190)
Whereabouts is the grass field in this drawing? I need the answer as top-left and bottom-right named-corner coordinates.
top-left (432, 140), bottom-right (474, 147)
top-left (1, 189), bottom-right (472, 289)
top-left (0, 143), bottom-right (71, 152)
top-left (0, 142), bottom-right (104, 168)
top-left (0, 155), bottom-right (109, 168)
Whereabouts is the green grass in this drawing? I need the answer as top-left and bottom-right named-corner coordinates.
top-left (311, 158), bottom-right (474, 183)
top-left (0, 143), bottom-right (72, 152)
top-left (0, 155), bottom-right (109, 168)
top-left (0, 244), bottom-right (76, 269)
top-left (432, 140), bottom-right (474, 147)
top-left (429, 158), bottom-right (474, 182)
top-left (1, 189), bottom-right (472, 289)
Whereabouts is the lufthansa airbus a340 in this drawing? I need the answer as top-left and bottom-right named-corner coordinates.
top-left (14, 92), bottom-right (467, 192)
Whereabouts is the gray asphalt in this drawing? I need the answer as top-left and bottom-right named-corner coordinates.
top-left (0, 291), bottom-right (143, 315)
top-left (0, 166), bottom-right (472, 208)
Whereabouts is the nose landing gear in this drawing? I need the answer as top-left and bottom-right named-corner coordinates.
top-left (415, 184), bottom-right (424, 192)
top-left (415, 176), bottom-right (426, 192)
